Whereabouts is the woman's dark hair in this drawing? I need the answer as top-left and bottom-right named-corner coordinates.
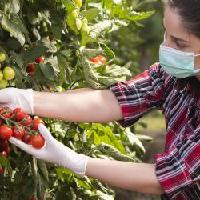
top-left (165, 0), bottom-right (200, 96)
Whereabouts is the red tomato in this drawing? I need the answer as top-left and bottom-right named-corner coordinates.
top-left (14, 109), bottom-right (26, 122)
top-left (0, 140), bottom-right (8, 152)
top-left (1, 150), bottom-right (7, 158)
top-left (35, 56), bottom-right (45, 63)
top-left (31, 134), bottom-right (45, 149)
top-left (12, 126), bottom-right (25, 140)
top-left (26, 63), bottom-right (36, 76)
top-left (13, 108), bottom-right (22, 114)
top-left (22, 133), bottom-right (32, 144)
top-left (32, 117), bottom-right (44, 130)
top-left (89, 56), bottom-right (99, 63)
top-left (89, 54), bottom-right (106, 64)
top-left (0, 166), bottom-right (4, 174)
top-left (20, 115), bottom-right (32, 126)
top-left (97, 54), bottom-right (106, 64)
top-left (0, 125), bottom-right (13, 140)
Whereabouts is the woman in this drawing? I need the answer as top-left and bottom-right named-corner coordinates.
top-left (1, 0), bottom-right (200, 199)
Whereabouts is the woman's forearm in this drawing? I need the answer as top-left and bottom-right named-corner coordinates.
top-left (86, 158), bottom-right (164, 195)
top-left (33, 88), bottom-right (122, 122)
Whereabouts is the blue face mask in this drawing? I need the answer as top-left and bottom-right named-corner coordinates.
top-left (159, 44), bottom-right (200, 78)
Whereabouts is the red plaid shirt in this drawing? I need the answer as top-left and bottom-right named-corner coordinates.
top-left (107, 63), bottom-right (200, 200)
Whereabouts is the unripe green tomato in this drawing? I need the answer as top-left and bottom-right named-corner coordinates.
top-left (71, 9), bottom-right (79, 18)
top-left (0, 53), bottom-right (6, 63)
top-left (41, 21), bottom-right (48, 32)
top-left (0, 79), bottom-right (8, 89)
top-left (55, 86), bottom-right (63, 92)
top-left (3, 66), bottom-right (15, 80)
top-left (0, 70), bottom-right (3, 81)
top-left (74, 0), bottom-right (82, 8)
top-left (82, 18), bottom-right (88, 23)
top-left (75, 18), bottom-right (82, 31)
top-left (81, 19), bottom-right (90, 34)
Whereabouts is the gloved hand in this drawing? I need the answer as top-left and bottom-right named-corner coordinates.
top-left (0, 87), bottom-right (34, 114)
top-left (9, 124), bottom-right (88, 176)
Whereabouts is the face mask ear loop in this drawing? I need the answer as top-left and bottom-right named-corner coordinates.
top-left (194, 49), bottom-right (200, 57)
top-left (194, 54), bottom-right (200, 70)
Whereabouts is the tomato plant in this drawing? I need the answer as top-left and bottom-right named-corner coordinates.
top-left (0, 0), bottom-right (155, 199)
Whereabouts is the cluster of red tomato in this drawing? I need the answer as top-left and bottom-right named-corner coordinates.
top-left (26, 56), bottom-right (45, 76)
top-left (0, 107), bottom-right (45, 174)
top-left (89, 54), bottom-right (106, 64)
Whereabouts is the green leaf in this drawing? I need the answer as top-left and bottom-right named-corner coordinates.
top-left (51, 11), bottom-right (66, 40)
top-left (5, 37), bottom-right (21, 51)
top-left (125, 128), bottom-right (146, 154)
top-left (57, 54), bottom-right (68, 85)
top-left (97, 143), bottom-right (135, 162)
top-left (90, 20), bottom-right (113, 39)
top-left (102, 0), bottom-right (155, 22)
top-left (1, 13), bottom-right (28, 45)
top-left (128, 10), bottom-right (155, 21)
top-left (55, 167), bottom-right (73, 182)
top-left (81, 8), bottom-right (100, 21)
top-left (2, 0), bottom-right (20, 14)
top-left (104, 64), bottom-right (131, 77)
top-left (99, 43), bottom-right (115, 60)
top-left (86, 123), bottom-right (126, 154)
top-left (39, 63), bottom-right (56, 81)
top-left (66, 12), bottom-right (79, 34)
top-left (63, 0), bottom-right (76, 13)
top-left (75, 178), bottom-right (91, 190)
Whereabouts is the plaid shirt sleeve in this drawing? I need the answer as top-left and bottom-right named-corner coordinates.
top-left (107, 63), bottom-right (166, 127)
top-left (154, 127), bottom-right (200, 199)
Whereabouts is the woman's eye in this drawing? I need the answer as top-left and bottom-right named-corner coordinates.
top-left (174, 41), bottom-right (187, 49)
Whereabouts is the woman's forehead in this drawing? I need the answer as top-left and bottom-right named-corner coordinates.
top-left (163, 6), bottom-right (189, 42)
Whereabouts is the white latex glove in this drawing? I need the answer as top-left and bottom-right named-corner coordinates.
top-left (0, 87), bottom-right (34, 114)
top-left (9, 124), bottom-right (88, 176)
